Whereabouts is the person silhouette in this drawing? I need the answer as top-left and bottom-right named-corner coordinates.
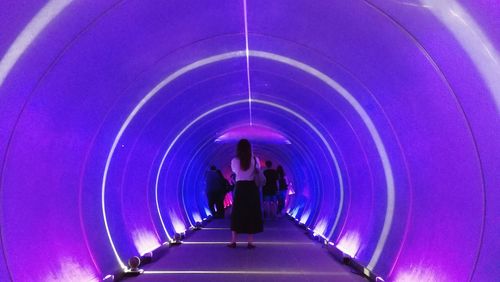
top-left (263, 160), bottom-right (278, 218)
top-left (227, 139), bottom-right (264, 249)
top-left (205, 165), bottom-right (226, 218)
top-left (276, 165), bottom-right (289, 216)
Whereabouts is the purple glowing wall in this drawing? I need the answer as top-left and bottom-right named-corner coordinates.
top-left (0, 0), bottom-right (499, 281)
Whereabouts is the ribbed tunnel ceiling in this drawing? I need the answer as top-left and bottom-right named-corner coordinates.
top-left (0, 1), bottom-right (499, 281)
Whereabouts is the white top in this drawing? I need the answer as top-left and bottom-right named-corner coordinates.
top-left (231, 156), bottom-right (261, 181)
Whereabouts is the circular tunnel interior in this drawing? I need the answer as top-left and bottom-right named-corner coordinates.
top-left (0, 0), bottom-right (499, 281)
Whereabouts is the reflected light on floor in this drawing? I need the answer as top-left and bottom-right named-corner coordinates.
top-left (143, 270), bottom-right (349, 276)
top-left (181, 241), bottom-right (315, 245)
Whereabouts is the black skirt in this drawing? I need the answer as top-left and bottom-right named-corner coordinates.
top-left (230, 180), bottom-right (263, 234)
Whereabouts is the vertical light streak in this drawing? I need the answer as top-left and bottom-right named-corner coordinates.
top-left (243, 0), bottom-right (253, 125)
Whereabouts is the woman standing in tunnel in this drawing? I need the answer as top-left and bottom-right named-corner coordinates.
top-left (228, 139), bottom-right (264, 249)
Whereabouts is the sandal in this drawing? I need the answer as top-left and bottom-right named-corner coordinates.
top-left (227, 242), bottom-right (236, 248)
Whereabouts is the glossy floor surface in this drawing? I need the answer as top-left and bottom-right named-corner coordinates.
top-left (125, 216), bottom-right (366, 282)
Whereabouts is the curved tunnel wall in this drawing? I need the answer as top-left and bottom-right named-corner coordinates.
top-left (0, 1), bottom-right (499, 281)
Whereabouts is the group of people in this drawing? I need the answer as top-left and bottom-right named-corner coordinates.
top-left (205, 138), bottom-right (289, 249)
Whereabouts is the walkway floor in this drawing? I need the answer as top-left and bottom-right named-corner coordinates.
top-left (125, 216), bottom-right (366, 282)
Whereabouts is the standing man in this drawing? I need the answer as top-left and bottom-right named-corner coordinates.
top-left (262, 160), bottom-right (278, 219)
top-left (205, 165), bottom-right (226, 218)
top-left (276, 165), bottom-right (288, 216)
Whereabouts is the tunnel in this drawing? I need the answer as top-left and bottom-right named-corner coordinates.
top-left (0, 0), bottom-right (499, 281)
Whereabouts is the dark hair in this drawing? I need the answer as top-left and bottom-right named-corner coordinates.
top-left (276, 165), bottom-right (285, 177)
top-left (210, 165), bottom-right (217, 170)
top-left (265, 160), bottom-right (272, 168)
top-left (236, 139), bottom-right (252, 170)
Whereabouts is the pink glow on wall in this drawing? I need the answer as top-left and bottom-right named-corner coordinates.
top-left (313, 219), bottom-right (328, 237)
top-left (392, 265), bottom-right (447, 282)
top-left (44, 256), bottom-right (99, 282)
top-left (131, 229), bottom-right (161, 256)
top-left (215, 124), bottom-right (291, 144)
top-left (336, 232), bottom-right (361, 258)
top-left (168, 210), bottom-right (187, 234)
